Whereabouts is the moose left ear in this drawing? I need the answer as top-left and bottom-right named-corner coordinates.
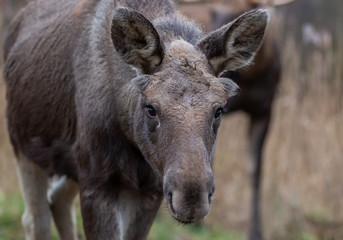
top-left (111, 7), bottom-right (164, 74)
top-left (198, 9), bottom-right (269, 75)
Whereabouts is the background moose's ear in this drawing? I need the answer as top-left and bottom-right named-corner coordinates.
top-left (198, 9), bottom-right (269, 75)
top-left (111, 7), bottom-right (164, 74)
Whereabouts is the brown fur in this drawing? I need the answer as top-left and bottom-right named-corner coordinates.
top-left (3, 0), bottom-right (268, 238)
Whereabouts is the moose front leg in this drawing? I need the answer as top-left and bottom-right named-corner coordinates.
top-left (116, 190), bottom-right (163, 240)
top-left (48, 176), bottom-right (79, 240)
top-left (248, 111), bottom-right (271, 240)
top-left (79, 186), bottom-right (163, 240)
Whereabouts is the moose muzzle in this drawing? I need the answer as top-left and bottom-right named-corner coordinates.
top-left (163, 159), bottom-right (215, 224)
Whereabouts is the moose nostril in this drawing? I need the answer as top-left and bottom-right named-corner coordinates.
top-left (208, 193), bottom-right (213, 203)
top-left (166, 192), bottom-right (177, 215)
top-left (167, 192), bottom-right (172, 201)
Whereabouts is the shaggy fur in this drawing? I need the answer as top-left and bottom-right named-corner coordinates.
top-left (3, 0), bottom-right (268, 239)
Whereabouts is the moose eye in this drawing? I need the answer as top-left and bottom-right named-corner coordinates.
top-left (214, 108), bottom-right (223, 119)
top-left (147, 106), bottom-right (157, 117)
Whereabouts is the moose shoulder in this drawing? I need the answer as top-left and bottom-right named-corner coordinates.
top-left (3, 0), bottom-right (268, 239)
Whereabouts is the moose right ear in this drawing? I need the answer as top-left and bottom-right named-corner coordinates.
top-left (111, 7), bottom-right (164, 74)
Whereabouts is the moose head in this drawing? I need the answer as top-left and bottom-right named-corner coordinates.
top-left (111, 7), bottom-right (269, 224)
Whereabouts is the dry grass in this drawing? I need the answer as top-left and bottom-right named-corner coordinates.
top-left (207, 26), bottom-right (343, 239)
top-left (0, 3), bottom-right (343, 240)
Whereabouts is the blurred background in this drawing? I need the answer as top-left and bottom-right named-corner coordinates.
top-left (0, 0), bottom-right (342, 239)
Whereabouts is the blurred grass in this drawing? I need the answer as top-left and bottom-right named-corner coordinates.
top-left (0, 192), bottom-right (24, 240)
top-left (0, 191), bottom-right (317, 240)
top-left (150, 208), bottom-right (243, 240)
top-left (0, 191), bottom-right (244, 240)
top-left (0, 191), bottom-right (70, 240)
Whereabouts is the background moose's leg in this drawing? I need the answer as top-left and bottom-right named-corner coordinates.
top-left (248, 111), bottom-right (271, 240)
top-left (16, 154), bottom-right (51, 240)
top-left (48, 176), bottom-right (79, 240)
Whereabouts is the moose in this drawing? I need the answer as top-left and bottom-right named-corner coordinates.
top-left (208, 0), bottom-right (293, 239)
top-left (3, 0), bottom-right (268, 239)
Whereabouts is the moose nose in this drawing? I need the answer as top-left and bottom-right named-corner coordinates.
top-left (167, 189), bottom-right (213, 223)
top-left (164, 172), bottom-right (215, 224)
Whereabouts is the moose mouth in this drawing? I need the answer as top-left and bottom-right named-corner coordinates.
top-left (174, 218), bottom-right (195, 225)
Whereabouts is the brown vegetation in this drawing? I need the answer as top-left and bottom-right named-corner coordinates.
top-left (206, 14), bottom-right (343, 239)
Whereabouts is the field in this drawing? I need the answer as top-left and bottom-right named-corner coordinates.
top-left (1, 0), bottom-right (343, 239)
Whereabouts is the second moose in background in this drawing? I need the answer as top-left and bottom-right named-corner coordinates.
top-left (209, 0), bottom-right (293, 239)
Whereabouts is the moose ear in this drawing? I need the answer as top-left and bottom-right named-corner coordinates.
top-left (111, 7), bottom-right (164, 74)
top-left (198, 9), bottom-right (269, 75)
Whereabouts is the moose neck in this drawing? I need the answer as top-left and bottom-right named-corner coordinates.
top-left (116, 73), bottom-right (142, 145)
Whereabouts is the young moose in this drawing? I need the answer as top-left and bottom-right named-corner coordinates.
top-left (3, 0), bottom-right (268, 239)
